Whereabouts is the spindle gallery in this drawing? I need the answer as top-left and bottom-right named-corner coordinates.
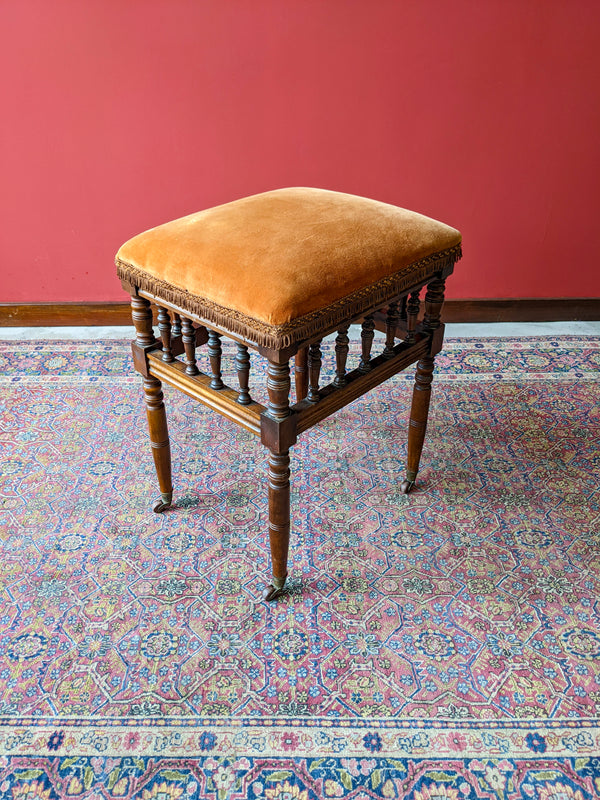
top-left (116, 188), bottom-right (462, 600)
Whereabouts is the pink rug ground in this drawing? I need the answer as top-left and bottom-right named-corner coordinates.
top-left (0, 335), bottom-right (599, 798)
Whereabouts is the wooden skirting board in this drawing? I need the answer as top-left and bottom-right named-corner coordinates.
top-left (0, 299), bottom-right (599, 327)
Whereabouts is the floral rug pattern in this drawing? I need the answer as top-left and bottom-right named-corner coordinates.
top-left (0, 335), bottom-right (599, 798)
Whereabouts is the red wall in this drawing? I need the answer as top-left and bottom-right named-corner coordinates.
top-left (2, 0), bottom-right (599, 303)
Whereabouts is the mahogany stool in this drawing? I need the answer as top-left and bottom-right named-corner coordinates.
top-left (116, 188), bottom-right (461, 601)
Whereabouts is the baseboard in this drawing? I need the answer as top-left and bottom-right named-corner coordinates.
top-left (0, 299), bottom-right (598, 327)
top-left (0, 302), bottom-right (133, 326)
top-left (442, 298), bottom-right (600, 323)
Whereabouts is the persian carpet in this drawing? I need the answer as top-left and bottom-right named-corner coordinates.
top-left (0, 334), bottom-right (599, 800)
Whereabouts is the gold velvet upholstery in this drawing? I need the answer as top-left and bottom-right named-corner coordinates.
top-left (116, 187), bottom-right (461, 347)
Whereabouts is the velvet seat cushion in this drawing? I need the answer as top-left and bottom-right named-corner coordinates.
top-left (116, 187), bottom-right (461, 348)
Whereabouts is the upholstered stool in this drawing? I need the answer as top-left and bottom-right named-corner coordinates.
top-left (116, 187), bottom-right (461, 600)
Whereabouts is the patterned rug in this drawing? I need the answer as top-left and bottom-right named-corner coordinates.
top-left (1, 334), bottom-right (599, 799)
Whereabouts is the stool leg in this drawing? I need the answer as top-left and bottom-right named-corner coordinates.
top-left (400, 275), bottom-right (446, 494)
top-left (143, 376), bottom-right (173, 512)
top-left (262, 357), bottom-right (293, 601)
top-left (400, 356), bottom-right (434, 494)
top-left (263, 450), bottom-right (291, 601)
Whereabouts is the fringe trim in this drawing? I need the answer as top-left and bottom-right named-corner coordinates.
top-left (116, 244), bottom-right (462, 349)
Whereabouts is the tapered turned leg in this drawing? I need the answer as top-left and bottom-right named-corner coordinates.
top-left (400, 356), bottom-right (434, 494)
top-left (129, 294), bottom-right (173, 511)
top-left (400, 276), bottom-right (446, 494)
top-left (143, 377), bottom-right (173, 512)
top-left (295, 347), bottom-right (308, 402)
top-left (262, 358), bottom-right (293, 601)
top-left (263, 450), bottom-right (291, 601)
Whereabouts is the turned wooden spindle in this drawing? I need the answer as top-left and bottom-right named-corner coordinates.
top-left (307, 340), bottom-right (323, 403)
top-left (334, 325), bottom-right (350, 387)
top-left (358, 315), bottom-right (375, 372)
top-left (181, 317), bottom-right (199, 375)
top-left (157, 306), bottom-right (174, 362)
top-left (143, 377), bottom-right (173, 512)
top-left (131, 295), bottom-right (156, 347)
top-left (171, 313), bottom-right (182, 338)
top-left (294, 347), bottom-right (309, 402)
top-left (207, 330), bottom-right (224, 389)
top-left (399, 295), bottom-right (408, 322)
top-left (235, 343), bottom-right (252, 405)
top-left (423, 276), bottom-right (446, 333)
top-left (406, 290), bottom-right (421, 343)
top-left (383, 301), bottom-right (400, 358)
top-left (263, 359), bottom-right (292, 602)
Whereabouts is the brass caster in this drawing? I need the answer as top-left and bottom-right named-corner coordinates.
top-left (399, 479), bottom-right (415, 495)
top-left (262, 575), bottom-right (287, 602)
top-left (153, 492), bottom-right (172, 513)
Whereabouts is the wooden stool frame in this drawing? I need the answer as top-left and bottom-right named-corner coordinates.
top-left (122, 261), bottom-right (453, 601)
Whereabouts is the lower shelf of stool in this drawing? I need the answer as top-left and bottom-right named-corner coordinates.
top-left (148, 333), bottom-right (431, 440)
top-left (293, 337), bottom-right (429, 434)
top-left (148, 352), bottom-right (265, 435)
